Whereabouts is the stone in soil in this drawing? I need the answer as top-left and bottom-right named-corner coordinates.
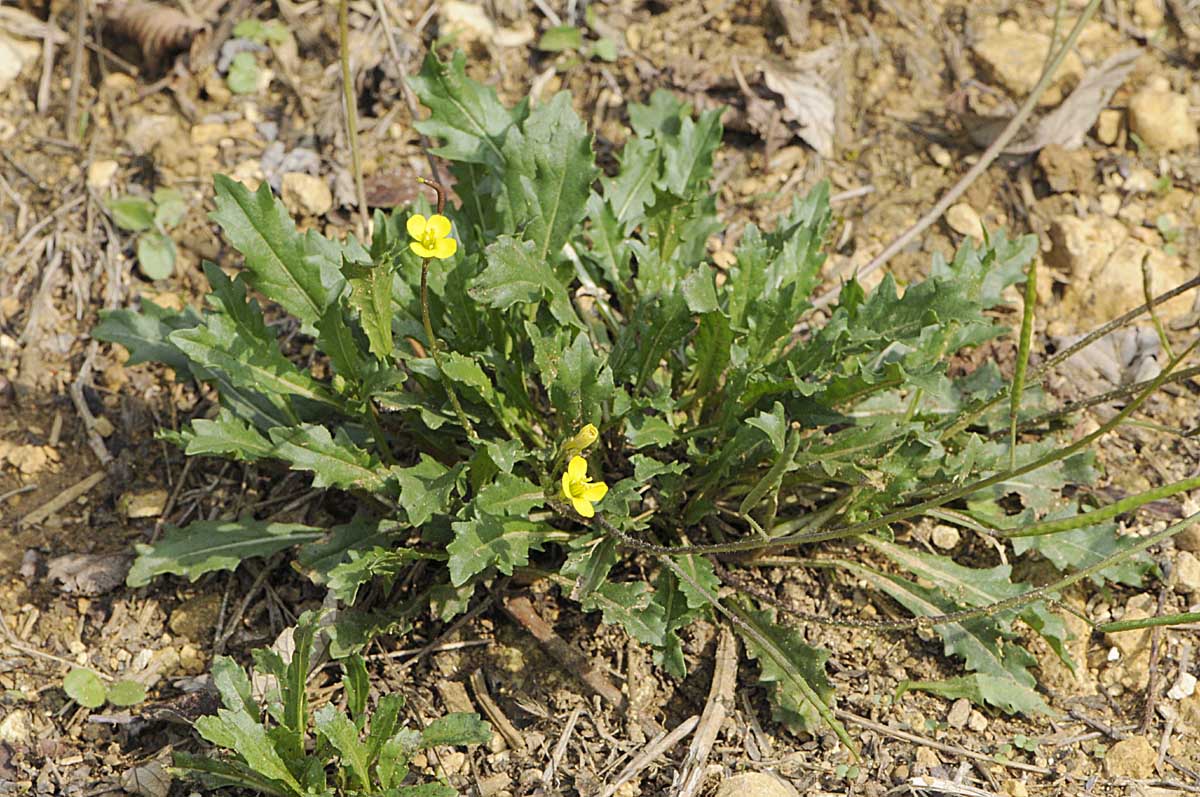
top-left (931, 524), bottom-right (960, 550)
top-left (1128, 86), bottom-right (1198, 152)
top-left (1103, 735), bottom-right (1158, 778)
top-left (972, 22), bottom-right (1083, 103)
top-left (1174, 550), bottom-right (1200, 595)
top-left (946, 698), bottom-right (971, 728)
top-left (1104, 593), bottom-right (1156, 690)
top-left (1047, 215), bottom-right (1192, 330)
top-left (87, 160), bottom-right (119, 191)
top-left (945, 203), bottom-right (984, 239)
top-left (715, 773), bottom-right (799, 797)
top-left (1177, 524), bottom-right (1200, 554)
top-left (1095, 109), bottom-right (1122, 146)
top-left (281, 172), bottom-right (333, 217)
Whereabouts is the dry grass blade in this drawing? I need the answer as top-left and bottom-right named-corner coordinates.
top-left (98, 0), bottom-right (205, 66)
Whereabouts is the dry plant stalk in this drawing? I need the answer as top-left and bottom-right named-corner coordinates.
top-left (97, 0), bottom-right (205, 66)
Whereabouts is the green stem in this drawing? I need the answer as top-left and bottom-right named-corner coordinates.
top-left (1099, 611), bottom-right (1200, 634)
top-left (1009, 258), bottom-right (1037, 470)
top-left (421, 259), bottom-right (475, 440)
top-left (338, 0), bottom-right (369, 235)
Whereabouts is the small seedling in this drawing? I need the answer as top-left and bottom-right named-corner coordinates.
top-left (107, 187), bottom-right (186, 280)
top-left (63, 668), bottom-right (147, 709)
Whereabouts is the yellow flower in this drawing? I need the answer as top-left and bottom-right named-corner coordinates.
top-left (561, 455), bottom-right (608, 518)
top-left (564, 423), bottom-right (599, 456)
top-left (407, 213), bottom-right (458, 260)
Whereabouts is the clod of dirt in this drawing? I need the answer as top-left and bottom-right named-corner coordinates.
top-left (972, 22), bottom-right (1083, 104)
top-left (46, 553), bottom-right (133, 596)
top-left (0, 441), bottom-right (60, 476)
top-left (1103, 735), bottom-right (1158, 778)
top-left (120, 759), bottom-right (171, 797)
top-left (1177, 524), bottom-right (1200, 554)
top-left (1128, 83), bottom-right (1199, 152)
top-left (281, 172), bottom-right (333, 217)
top-left (1037, 144), bottom-right (1094, 194)
top-left (1173, 551), bottom-right (1200, 595)
top-left (715, 772), bottom-right (799, 797)
top-left (123, 113), bottom-right (181, 156)
top-left (439, 1), bottom-right (496, 45)
top-left (1047, 215), bottom-right (1193, 330)
top-left (168, 594), bottom-right (223, 642)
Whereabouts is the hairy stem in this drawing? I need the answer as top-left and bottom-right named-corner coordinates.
top-left (421, 259), bottom-right (475, 439)
top-left (338, 0), bottom-right (369, 235)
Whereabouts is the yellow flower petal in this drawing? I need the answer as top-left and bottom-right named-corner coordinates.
top-left (410, 241), bottom-right (437, 258)
top-left (561, 471), bottom-right (574, 500)
top-left (567, 456), bottom-right (588, 480)
top-left (572, 496), bottom-right (595, 517)
top-left (581, 481), bottom-right (608, 503)
top-left (427, 214), bottom-right (452, 239)
top-left (431, 236), bottom-right (457, 259)
top-left (406, 214), bottom-right (427, 240)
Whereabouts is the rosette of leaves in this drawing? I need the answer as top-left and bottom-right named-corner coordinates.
top-left (96, 51), bottom-right (1167, 745)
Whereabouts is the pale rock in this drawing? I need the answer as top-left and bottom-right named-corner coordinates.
top-left (946, 203), bottom-right (984, 239)
top-left (1174, 550), bottom-right (1200, 594)
top-left (87, 160), bottom-right (119, 191)
top-left (946, 698), bottom-right (971, 728)
top-left (440, 751), bottom-right (467, 776)
top-left (119, 488), bottom-right (169, 519)
top-left (928, 143), bottom-right (952, 168)
top-left (1095, 109), bottom-right (1122, 146)
top-left (0, 709), bottom-right (32, 744)
top-left (190, 122), bottom-right (230, 147)
top-left (1048, 215), bottom-right (1193, 329)
top-left (281, 172), bottom-right (332, 217)
top-left (973, 23), bottom-right (1083, 101)
top-left (125, 114), bottom-right (181, 156)
top-left (1133, 0), bottom-right (1166, 30)
top-left (1169, 672), bottom-right (1197, 700)
top-left (1097, 192), bottom-right (1121, 217)
top-left (967, 710), bottom-right (988, 732)
top-left (478, 773), bottom-right (512, 797)
top-left (101, 72), bottom-right (137, 96)
top-left (1103, 735), bottom-right (1157, 778)
top-left (439, 1), bottom-right (495, 43)
top-left (914, 747), bottom-right (940, 771)
top-left (493, 20), bottom-right (535, 48)
top-left (1036, 600), bottom-right (1097, 696)
top-left (230, 158), bottom-right (264, 190)
top-left (0, 33), bottom-right (39, 93)
top-left (1105, 593), bottom-right (1156, 690)
top-left (931, 524), bottom-right (960, 550)
top-left (1128, 88), bottom-right (1198, 152)
top-left (1003, 780), bottom-right (1028, 797)
top-left (715, 773), bottom-right (799, 797)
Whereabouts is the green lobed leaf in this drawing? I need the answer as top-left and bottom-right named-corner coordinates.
top-left (194, 708), bottom-right (303, 792)
top-left (314, 704), bottom-right (372, 788)
top-left (409, 50), bottom-right (522, 168)
top-left (500, 91), bottom-right (597, 263)
top-left (93, 303), bottom-right (201, 380)
top-left (172, 751), bottom-right (297, 797)
top-left (392, 456), bottom-right (463, 526)
top-left (550, 332), bottom-right (614, 428)
top-left (268, 424), bottom-right (387, 492)
top-left (581, 581), bottom-right (665, 647)
top-left (326, 546), bottom-right (437, 604)
top-left (211, 655), bottom-right (258, 717)
top-left (209, 175), bottom-right (344, 328)
top-left (474, 473), bottom-right (545, 516)
top-left (172, 408), bottom-right (273, 462)
top-left (342, 250), bottom-right (394, 360)
top-left (471, 236), bottom-right (583, 330)
top-left (136, 231), bottom-right (176, 280)
top-left (296, 516), bottom-right (403, 584)
top-left (127, 519), bottom-right (322, 587)
top-left (447, 515), bottom-right (551, 586)
top-left (1011, 509), bottom-right (1152, 587)
top-left (737, 605), bottom-right (836, 734)
top-left (537, 24), bottom-right (583, 51)
top-left (418, 713), bottom-right (492, 748)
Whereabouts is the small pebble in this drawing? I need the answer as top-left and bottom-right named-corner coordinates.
top-left (931, 524), bottom-right (961, 550)
top-left (946, 698), bottom-right (971, 728)
top-left (967, 710), bottom-right (988, 732)
top-left (928, 143), bottom-right (952, 168)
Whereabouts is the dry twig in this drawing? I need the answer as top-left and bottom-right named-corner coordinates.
top-left (671, 627), bottom-right (738, 797)
top-left (598, 715), bottom-right (699, 797)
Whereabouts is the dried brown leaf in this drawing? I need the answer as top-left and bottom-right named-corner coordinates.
top-left (1006, 49), bottom-right (1140, 154)
top-left (761, 54), bottom-right (837, 158)
top-left (99, 0), bottom-right (206, 67)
